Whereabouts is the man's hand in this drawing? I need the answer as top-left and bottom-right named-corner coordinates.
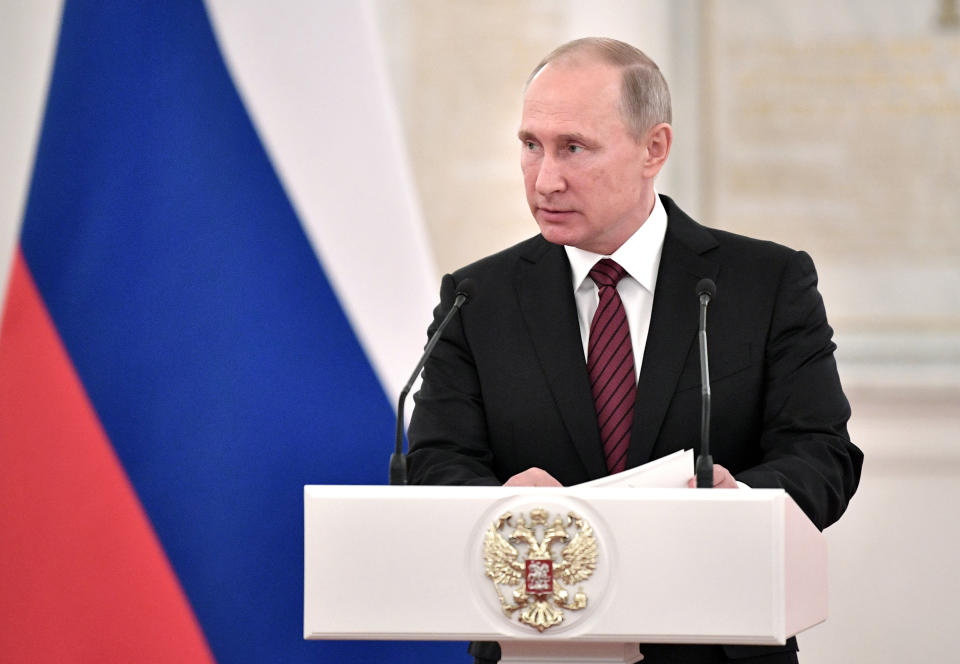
top-left (504, 467), bottom-right (563, 487)
top-left (687, 463), bottom-right (738, 488)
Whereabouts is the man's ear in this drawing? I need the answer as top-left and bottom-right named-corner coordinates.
top-left (642, 122), bottom-right (672, 178)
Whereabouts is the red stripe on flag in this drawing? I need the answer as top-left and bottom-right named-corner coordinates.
top-left (0, 249), bottom-right (215, 663)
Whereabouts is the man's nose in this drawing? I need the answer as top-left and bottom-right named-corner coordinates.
top-left (535, 154), bottom-right (566, 195)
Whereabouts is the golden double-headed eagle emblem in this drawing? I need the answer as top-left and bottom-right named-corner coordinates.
top-left (483, 508), bottom-right (598, 632)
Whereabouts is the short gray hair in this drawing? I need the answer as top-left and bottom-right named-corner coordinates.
top-left (526, 37), bottom-right (672, 140)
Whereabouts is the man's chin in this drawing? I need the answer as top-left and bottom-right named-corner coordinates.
top-left (535, 221), bottom-right (581, 248)
top-left (538, 229), bottom-right (577, 248)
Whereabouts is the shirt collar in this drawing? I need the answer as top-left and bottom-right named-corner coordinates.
top-left (564, 192), bottom-right (668, 293)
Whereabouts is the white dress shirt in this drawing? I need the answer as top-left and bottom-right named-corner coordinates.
top-left (563, 195), bottom-right (746, 487)
top-left (564, 193), bottom-right (667, 381)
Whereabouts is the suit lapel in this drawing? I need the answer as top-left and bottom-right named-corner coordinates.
top-left (515, 240), bottom-right (608, 479)
top-left (626, 199), bottom-right (719, 467)
top-left (514, 196), bottom-right (721, 477)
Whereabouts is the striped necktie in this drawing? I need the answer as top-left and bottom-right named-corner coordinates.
top-left (587, 258), bottom-right (635, 474)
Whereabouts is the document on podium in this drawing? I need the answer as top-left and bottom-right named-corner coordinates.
top-left (575, 449), bottom-right (694, 488)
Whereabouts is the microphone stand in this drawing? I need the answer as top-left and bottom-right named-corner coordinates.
top-left (695, 280), bottom-right (715, 489)
top-left (390, 282), bottom-right (473, 485)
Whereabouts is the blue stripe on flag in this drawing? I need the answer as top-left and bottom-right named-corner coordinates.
top-left (20, 1), bottom-right (462, 661)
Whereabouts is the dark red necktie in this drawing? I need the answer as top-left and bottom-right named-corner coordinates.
top-left (587, 259), bottom-right (635, 474)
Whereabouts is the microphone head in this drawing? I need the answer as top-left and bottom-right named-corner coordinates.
top-left (456, 278), bottom-right (478, 302)
top-left (696, 278), bottom-right (717, 301)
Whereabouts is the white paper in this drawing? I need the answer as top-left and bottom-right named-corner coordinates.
top-left (575, 449), bottom-right (694, 488)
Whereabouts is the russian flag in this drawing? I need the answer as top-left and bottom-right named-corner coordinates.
top-left (0, 2), bottom-right (461, 661)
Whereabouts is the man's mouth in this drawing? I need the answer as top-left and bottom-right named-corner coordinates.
top-left (538, 206), bottom-right (575, 215)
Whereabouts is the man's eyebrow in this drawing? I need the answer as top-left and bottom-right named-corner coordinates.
top-left (557, 132), bottom-right (590, 144)
top-left (517, 130), bottom-right (592, 144)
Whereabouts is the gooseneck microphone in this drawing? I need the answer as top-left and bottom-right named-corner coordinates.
top-left (390, 278), bottom-right (477, 485)
top-left (695, 278), bottom-right (717, 489)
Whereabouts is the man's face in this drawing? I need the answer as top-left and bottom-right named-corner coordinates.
top-left (519, 60), bottom-right (653, 255)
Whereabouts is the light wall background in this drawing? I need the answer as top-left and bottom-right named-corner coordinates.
top-left (372, 1), bottom-right (960, 661)
top-left (1, 1), bottom-right (958, 661)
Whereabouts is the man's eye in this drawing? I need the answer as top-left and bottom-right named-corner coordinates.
top-left (567, 144), bottom-right (584, 153)
top-left (524, 141), bottom-right (539, 151)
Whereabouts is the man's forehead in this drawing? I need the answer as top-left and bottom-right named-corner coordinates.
top-left (528, 51), bottom-right (612, 83)
top-left (524, 60), bottom-right (620, 107)
top-left (520, 60), bottom-right (623, 133)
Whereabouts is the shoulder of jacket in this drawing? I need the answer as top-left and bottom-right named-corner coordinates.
top-left (451, 234), bottom-right (556, 279)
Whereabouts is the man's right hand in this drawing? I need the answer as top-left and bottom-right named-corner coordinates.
top-left (503, 467), bottom-right (563, 487)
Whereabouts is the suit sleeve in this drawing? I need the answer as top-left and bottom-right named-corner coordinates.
top-left (735, 250), bottom-right (863, 529)
top-left (406, 273), bottom-right (501, 486)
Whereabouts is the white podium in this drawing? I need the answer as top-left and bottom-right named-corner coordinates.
top-left (304, 486), bottom-right (825, 663)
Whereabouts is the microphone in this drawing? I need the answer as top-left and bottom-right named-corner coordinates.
top-left (695, 278), bottom-right (717, 489)
top-left (389, 278), bottom-right (477, 485)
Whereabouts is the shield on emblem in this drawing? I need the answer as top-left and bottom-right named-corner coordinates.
top-left (525, 559), bottom-right (553, 594)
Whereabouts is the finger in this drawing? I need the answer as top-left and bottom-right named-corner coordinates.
top-left (712, 465), bottom-right (738, 488)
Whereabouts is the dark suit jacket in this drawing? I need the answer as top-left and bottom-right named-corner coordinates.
top-left (407, 195), bottom-right (862, 661)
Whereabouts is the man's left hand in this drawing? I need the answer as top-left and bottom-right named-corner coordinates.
top-left (686, 464), bottom-right (738, 488)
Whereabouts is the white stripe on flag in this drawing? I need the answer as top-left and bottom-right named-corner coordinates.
top-left (206, 0), bottom-right (438, 405)
top-left (0, 0), bottom-right (63, 325)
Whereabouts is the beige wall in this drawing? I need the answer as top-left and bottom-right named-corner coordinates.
top-left (374, 0), bottom-right (960, 660)
top-left (375, 0), bottom-right (693, 276)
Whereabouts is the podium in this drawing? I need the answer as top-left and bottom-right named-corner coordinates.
top-left (304, 486), bottom-right (826, 663)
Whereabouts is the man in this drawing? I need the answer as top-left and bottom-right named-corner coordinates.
top-left (407, 37), bottom-right (862, 664)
